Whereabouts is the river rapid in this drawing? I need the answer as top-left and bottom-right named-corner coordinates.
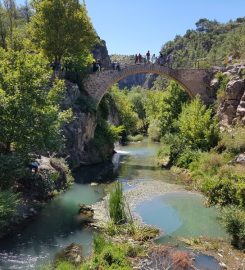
top-left (0, 139), bottom-right (227, 269)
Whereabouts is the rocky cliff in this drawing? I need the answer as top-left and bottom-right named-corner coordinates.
top-left (212, 63), bottom-right (245, 127)
top-left (61, 40), bottom-right (115, 168)
top-left (92, 39), bottom-right (111, 68)
top-left (62, 82), bottom-right (114, 168)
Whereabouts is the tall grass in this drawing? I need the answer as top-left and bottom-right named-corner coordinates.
top-left (108, 181), bottom-right (127, 224)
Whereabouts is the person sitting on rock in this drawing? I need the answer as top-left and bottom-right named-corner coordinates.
top-left (29, 161), bottom-right (39, 173)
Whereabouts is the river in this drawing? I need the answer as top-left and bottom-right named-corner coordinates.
top-left (0, 139), bottom-right (227, 269)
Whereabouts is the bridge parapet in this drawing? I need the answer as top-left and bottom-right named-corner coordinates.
top-left (83, 64), bottom-right (213, 105)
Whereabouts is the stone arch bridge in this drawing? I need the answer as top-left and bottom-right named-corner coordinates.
top-left (83, 64), bottom-right (213, 105)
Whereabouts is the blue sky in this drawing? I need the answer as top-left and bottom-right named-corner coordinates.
top-left (16, 0), bottom-right (245, 55)
top-left (85, 0), bottom-right (245, 55)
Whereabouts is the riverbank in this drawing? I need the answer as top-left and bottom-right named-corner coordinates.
top-left (91, 179), bottom-right (186, 228)
top-left (0, 156), bottom-right (74, 240)
top-left (90, 178), bottom-right (244, 270)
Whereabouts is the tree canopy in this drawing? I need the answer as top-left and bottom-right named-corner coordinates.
top-left (30, 0), bottom-right (97, 63)
top-left (0, 49), bottom-right (72, 154)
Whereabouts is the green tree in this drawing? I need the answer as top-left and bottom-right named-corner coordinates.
top-left (0, 3), bottom-right (8, 49)
top-left (0, 49), bottom-right (72, 154)
top-left (30, 0), bottom-right (97, 65)
top-left (144, 81), bottom-right (189, 139)
top-left (108, 85), bottom-right (139, 136)
top-left (177, 97), bottom-right (219, 150)
top-left (128, 86), bottom-right (148, 133)
top-left (3, 0), bottom-right (17, 49)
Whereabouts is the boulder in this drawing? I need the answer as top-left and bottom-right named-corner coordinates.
top-left (78, 204), bottom-right (94, 224)
top-left (55, 243), bottom-right (83, 265)
top-left (226, 79), bottom-right (245, 100)
top-left (232, 153), bottom-right (245, 165)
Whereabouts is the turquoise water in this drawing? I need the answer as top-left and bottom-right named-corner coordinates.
top-left (136, 192), bottom-right (227, 242)
top-left (0, 184), bottom-right (106, 269)
top-left (0, 140), bottom-right (226, 269)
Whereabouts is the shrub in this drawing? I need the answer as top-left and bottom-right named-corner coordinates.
top-left (176, 148), bottom-right (200, 169)
top-left (148, 119), bottom-right (161, 142)
top-left (189, 152), bottom-right (227, 178)
top-left (201, 177), bottom-right (240, 206)
top-left (50, 157), bottom-right (74, 188)
top-left (127, 134), bottom-right (144, 142)
top-left (215, 72), bottom-right (230, 104)
top-left (94, 121), bottom-right (124, 148)
top-left (86, 235), bottom-right (132, 270)
top-left (177, 97), bottom-right (219, 151)
top-left (220, 206), bottom-right (245, 249)
top-left (0, 190), bottom-right (19, 229)
top-left (108, 181), bottom-right (127, 224)
top-left (0, 153), bottom-right (27, 189)
top-left (171, 251), bottom-right (192, 269)
top-left (219, 125), bottom-right (245, 154)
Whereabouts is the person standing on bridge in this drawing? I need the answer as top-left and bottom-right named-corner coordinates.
top-left (146, 50), bottom-right (150, 63)
top-left (135, 54), bottom-right (139, 64)
top-left (138, 53), bottom-right (142, 64)
top-left (159, 53), bottom-right (164, 66)
top-left (116, 62), bottom-right (121, 71)
top-left (151, 54), bottom-right (157, 64)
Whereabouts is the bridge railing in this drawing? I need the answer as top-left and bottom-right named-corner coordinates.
top-left (94, 57), bottom-right (228, 74)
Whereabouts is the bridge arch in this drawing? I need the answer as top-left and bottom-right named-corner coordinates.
top-left (83, 64), bottom-right (212, 105)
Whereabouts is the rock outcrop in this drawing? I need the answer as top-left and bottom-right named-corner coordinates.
top-left (214, 63), bottom-right (245, 127)
top-left (92, 39), bottom-right (111, 68)
top-left (62, 81), bottom-right (114, 168)
top-left (55, 243), bottom-right (83, 265)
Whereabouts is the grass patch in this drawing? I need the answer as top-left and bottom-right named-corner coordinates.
top-left (105, 221), bottom-right (159, 242)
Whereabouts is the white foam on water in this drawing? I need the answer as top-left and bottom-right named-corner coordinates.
top-left (115, 150), bottom-right (130, 155)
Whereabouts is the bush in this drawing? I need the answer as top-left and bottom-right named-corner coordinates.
top-left (0, 190), bottom-right (19, 229)
top-left (50, 158), bottom-right (74, 188)
top-left (148, 120), bottom-right (161, 142)
top-left (127, 134), bottom-right (144, 142)
top-left (108, 181), bottom-right (127, 224)
top-left (0, 153), bottom-right (27, 189)
top-left (215, 72), bottom-right (230, 104)
top-left (189, 152), bottom-right (227, 178)
top-left (85, 235), bottom-right (132, 270)
top-left (177, 97), bottom-right (219, 151)
top-left (220, 206), bottom-right (245, 249)
top-left (219, 125), bottom-right (245, 154)
top-left (189, 152), bottom-right (245, 207)
top-left (175, 148), bottom-right (200, 169)
top-left (94, 121), bottom-right (124, 148)
top-left (201, 177), bottom-right (241, 206)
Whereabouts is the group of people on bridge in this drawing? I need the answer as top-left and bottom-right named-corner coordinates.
top-left (91, 51), bottom-right (174, 73)
top-left (135, 51), bottom-right (173, 66)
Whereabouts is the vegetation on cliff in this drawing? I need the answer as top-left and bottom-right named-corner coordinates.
top-left (161, 17), bottom-right (245, 68)
top-left (0, 0), bottom-right (97, 234)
